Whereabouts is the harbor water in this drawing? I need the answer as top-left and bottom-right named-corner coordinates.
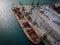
top-left (0, 0), bottom-right (59, 45)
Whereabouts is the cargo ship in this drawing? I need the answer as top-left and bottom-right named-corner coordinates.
top-left (12, 6), bottom-right (41, 44)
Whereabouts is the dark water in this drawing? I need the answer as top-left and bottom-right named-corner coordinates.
top-left (0, 0), bottom-right (59, 45)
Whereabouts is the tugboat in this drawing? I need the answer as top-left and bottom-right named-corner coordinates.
top-left (12, 6), bottom-right (41, 44)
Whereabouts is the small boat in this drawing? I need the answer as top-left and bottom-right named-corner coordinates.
top-left (12, 6), bottom-right (41, 44)
top-left (52, 2), bottom-right (60, 14)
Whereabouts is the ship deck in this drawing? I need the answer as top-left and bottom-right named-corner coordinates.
top-left (23, 5), bottom-right (60, 45)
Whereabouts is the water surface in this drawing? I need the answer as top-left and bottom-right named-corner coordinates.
top-left (0, 0), bottom-right (59, 45)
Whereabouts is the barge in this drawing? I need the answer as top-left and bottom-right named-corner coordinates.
top-left (12, 6), bottom-right (41, 44)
